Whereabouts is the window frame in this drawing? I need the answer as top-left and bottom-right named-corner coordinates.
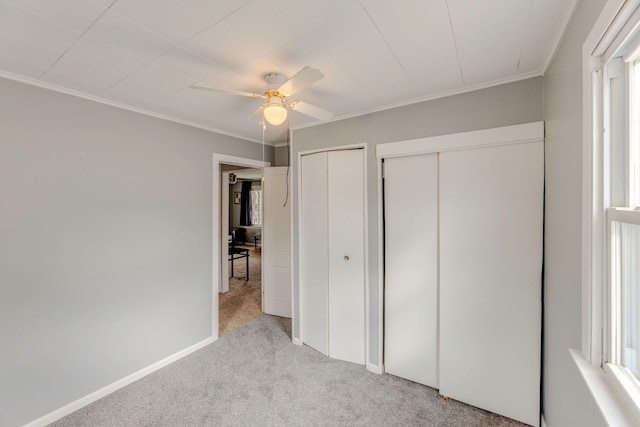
top-left (249, 187), bottom-right (262, 226)
top-left (585, 0), bottom-right (640, 421)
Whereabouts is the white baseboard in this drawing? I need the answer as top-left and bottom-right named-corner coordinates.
top-left (367, 362), bottom-right (384, 374)
top-left (292, 336), bottom-right (302, 346)
top-left (541, 415), bottom-right (546, 427)
top-left (24, 336), bottom-right (216, 427)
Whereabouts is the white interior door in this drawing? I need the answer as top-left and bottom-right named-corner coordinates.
top-left (384, 154), bottom-right (439, 387)
top-left (438, 142), bottom-right (543, 426)
top-left (327, 149), bottom-right (365, 364)
top-left (262, 167), bottom-right (292, 318)
top-left (300, 152), bottom-right (329, 355)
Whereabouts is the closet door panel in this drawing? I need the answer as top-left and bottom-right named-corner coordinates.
top-left (327, 149), bottom-right (365, 364)
top-left (384, 154), bottom-right (439, 387)
top-left (300, 152), bottom-right (329, 356)
top-left (439, 142), bottom-right (543, 426)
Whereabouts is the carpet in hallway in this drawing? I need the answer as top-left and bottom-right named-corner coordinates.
top-left (219, 246), bottom-right (262, 336)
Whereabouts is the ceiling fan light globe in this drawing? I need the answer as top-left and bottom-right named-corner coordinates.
top-left (263, 103), bottom-right (287, 126)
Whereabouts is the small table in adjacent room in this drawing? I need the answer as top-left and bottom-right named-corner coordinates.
top-left (229, 247), bottom-right (249, 281)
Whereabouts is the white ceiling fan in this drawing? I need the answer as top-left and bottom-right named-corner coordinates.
top-left (191, 66), bottom-right (334, 126)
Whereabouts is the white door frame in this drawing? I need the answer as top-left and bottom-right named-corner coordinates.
top-left (221, 171), bottom-right (230, 294)
top-left (296, 143), bottom-right (369, 365)
top-left (212, 154), bottom-right (269, 340)
top-left (375, 121), bottom-right (544, 372)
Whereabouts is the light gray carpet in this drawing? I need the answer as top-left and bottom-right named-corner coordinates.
top-left (51, 315), bottom-right (527, 427)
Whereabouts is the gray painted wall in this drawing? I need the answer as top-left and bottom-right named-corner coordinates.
top-left (543, 0), bottom-right (609, 425)
top-left (0, 77), bottom-right (272, 426)
top-left (274, 144), bottom-right (291, 167)
top-left (291, 77), bottom-right (543, 366)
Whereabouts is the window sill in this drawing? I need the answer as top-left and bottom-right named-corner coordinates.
top-left (603, 363), bottom-right (640, 421)
top-left (569, 349), bottom-right (639, 426)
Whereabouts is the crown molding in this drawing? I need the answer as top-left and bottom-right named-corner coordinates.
top-left (0, 70), bottom-right (274, 146)
top-left (290, 71), bottom-right (543, 132)
top-left (541, 0), bottom-right (580, 73)
top-left (1, 66), bottom-right (544, 147)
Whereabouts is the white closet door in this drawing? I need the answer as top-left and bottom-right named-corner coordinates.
top-left (384, 154), bottom-right (439, 387)
top-left (327, 149), bottom-right (365, 364)
top-left (439, 142), bottom-right (543, 426)
top-left (300, 152), bottom-right (329, 355)
top-left (263, 167), bottom-right (291, 318)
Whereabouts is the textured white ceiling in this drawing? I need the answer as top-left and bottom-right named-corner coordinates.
top-left (0, 0), bottom-right (576, 144)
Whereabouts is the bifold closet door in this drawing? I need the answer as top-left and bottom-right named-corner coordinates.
top-left (300, 149), bottom-right (365, 365)
top-left (327, 149), bottom-right (365, 365)
top-left (300, 152), bottom-right (329, 356)
top-left (439, 141), bottom-right (543, 426)
top-left (384, 154), bottom-right (439, 388)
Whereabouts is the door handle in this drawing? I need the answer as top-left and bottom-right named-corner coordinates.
top-left (344, 255), bottom-right (350, 261)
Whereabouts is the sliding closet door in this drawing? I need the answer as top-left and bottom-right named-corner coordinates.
top-left (300, 152), bottom-right (329, 355)
top-left (439, 142), bottom-right (543, 426)
top-left (384, 154), bottom-right (439, 387)
top-left (327, 149), bottom-right (365, 364)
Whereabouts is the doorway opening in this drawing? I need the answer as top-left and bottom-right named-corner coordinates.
top-left (219, 166), bottom-right (264, 336)
top-left (211, 154), bottom-right (269, 341)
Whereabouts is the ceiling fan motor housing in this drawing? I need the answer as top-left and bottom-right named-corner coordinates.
top-left (264, 72), bottom-right (287, 91)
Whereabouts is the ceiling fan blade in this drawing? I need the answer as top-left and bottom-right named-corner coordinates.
top-left (291, 101), bottom-right (334, 122)
top-left (247, 105), bottom-right (264, 121)
top-left (278, 66), bottom-right (324, 96)
top-left (190, 85), bottom-right (265, 99)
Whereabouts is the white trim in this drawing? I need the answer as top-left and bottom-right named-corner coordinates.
top-left (296, 151), bottom-right (304, 347)
top-left (376, 122), bottom-right (544, 159)
top-left (582, 0), bottom-right (640, 368)
top-left (212, 154), bottom-right (270, 342)
top-left (570, 348), bottom-right (638, 426)
top-left (362, 144), bottom-right (371, 371)
top-left (582, 3), bottom-right (640, 422)
top-left (290, 142), bottom-right (297, 339)
top-left (287, 144), bottom-right (302, 338)
top-left (24, 337), bottom-right (214, 427)
top-left (291, 72), bottom-right (543, 132)
top-left (541, 415), bottom-right (547, 427)
top-left (376, 156), bottom-right (385, 374)
top-left (297, 143), bottom-right (366, 158)
top-left (608, 207), bottom-right (640, 224)
top-left (367, 363), bottom-right (384, 375)
top-left (541, 0), bottom-right (581, 73)
top-left (604, 363), bottom-right (640, 422)
top-left (0, 71), bottom-right (272, 146)
top-left (583, 25), bottom-right (603, 366)
top-left (591, 0), bottom-right (640, 58)
top-left (220, 172), bottom-right (230, 294)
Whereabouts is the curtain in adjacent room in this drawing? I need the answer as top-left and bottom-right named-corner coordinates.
top-left (240, 181), bottom-right (252, 226)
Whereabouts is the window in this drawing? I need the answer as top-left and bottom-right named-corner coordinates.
top-left (600, 23), bottom-right (640, 415)
top-left (249, 188), bottom-right (262, 226)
